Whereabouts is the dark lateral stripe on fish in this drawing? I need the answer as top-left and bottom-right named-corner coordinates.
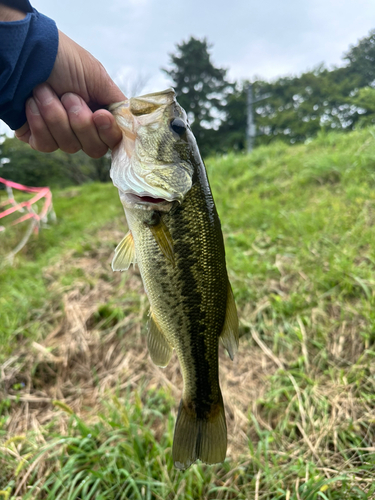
top-left (174, 237), bottom-right (214, 416)
top-left (171, 189), bottom-right (225, 418)
top-left (111, 91), bottom-right (237, 468)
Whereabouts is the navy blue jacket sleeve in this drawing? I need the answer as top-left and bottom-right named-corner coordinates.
top-left (0, 0), bottom-right (33, 13)
top-left (0, 1), bottom-right (58, 130)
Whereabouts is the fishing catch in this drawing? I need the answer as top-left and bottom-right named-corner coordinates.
top-left (109, 89), bottom-right (239, 470)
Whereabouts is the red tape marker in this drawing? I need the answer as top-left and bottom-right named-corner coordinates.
top-left (0, 177), bottom-right (52, 231)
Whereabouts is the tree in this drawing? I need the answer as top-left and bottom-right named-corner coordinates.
top-left (252, 66), bottom-right (359, 145)
top-left (163, 37), bottom-right (233, 155)
top-left (344, 29), bottom-right (375, 87)
top-left (0, 137), bottom-right (111, 187)
top-left (218, 29), bottom-right (375, 151)
top-left (222, 64), bottom-right (365, 148)
top-left (216, 82), bottom-right (247, 152)
top-left (349, 86), bottom-right (375, 128)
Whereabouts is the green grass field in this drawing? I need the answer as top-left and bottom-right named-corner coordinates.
top-left (1, 127), bottom-right (375, 499)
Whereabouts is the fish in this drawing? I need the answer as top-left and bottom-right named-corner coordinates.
top-left (109, 89), bottom-right (239, 470)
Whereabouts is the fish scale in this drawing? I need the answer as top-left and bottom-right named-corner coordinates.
top-left (110, 88), bottom-right (239, 469)
top-left (128, 181), bottom-right (226, 439)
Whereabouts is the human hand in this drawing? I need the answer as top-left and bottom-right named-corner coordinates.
top-left (15, 31), bottom-right (126, 158)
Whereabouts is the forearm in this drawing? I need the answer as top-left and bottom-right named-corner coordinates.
top-left (0, 0), bottom-right (124, 157)
top-left (0, 4), bottom-right (26, 21)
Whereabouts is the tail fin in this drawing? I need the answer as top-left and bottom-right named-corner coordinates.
top-left (172, 396), bottom-right (227, 470)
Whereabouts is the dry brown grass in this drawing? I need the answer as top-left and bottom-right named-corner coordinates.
top-left (1, 225), bottom-right (375, 496)
top-left (0, 227), bottom-right (274, 462)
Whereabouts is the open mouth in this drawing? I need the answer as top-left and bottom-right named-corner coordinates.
top-left (125, 193), bottom-right (169, 205)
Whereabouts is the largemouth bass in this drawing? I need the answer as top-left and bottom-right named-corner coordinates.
top-left (109, 89), bottom-right (239, 470)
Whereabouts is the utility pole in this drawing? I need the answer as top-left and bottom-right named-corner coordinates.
top-left (246, 83), bottom-right (256, 153)
top-left (246, 83), bottom-right (271, 153)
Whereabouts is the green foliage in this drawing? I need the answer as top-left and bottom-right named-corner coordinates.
top-left (253, 66), bottom-right (360, 144)
top-left (207, 128), bottom-right (375, 308)
top-left (350, 86), bottom-right (375, 128)
top-left (2, 128), bottom-right (375, 497)
top-left (344, 29), bottom-right (375, 87)
top-left (0, 137), bottom-right (111, 187)
top-left (216, 85), bottom-right (247, 152)
top-left (1, 393), bottom-right (362, 499)
top-left (0, 182), bottom-right (123, 358)
top-left (218, 29), bottom-right (375, 151)
top-left (19, 392), bottom-right (177, 500)
top-left (163, 37), bottom-right (233, 156)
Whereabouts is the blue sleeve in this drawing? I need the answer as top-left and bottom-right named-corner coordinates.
top-left (0, 0), bottom-right (33, 13)
top-left (0, 5), bottom-right (58, 130)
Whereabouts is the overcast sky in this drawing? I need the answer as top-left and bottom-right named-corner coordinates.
top-left (1, 0), bottom-right (375, 135)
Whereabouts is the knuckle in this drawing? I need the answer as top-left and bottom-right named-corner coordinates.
top-left (85, 146), bottom-right (108, 159)
top-left (29, 119), bottom-right (48, 137)
top-left (43, 108), bottom-right (66, 126)
top-left (41, 143), bottom-right (58, 153)
top-left (72, 119), bottom-right (92, 134)
top-left (33, 142), bottom-right (57, 153)
top-left (64, 144), bottom-right (81, 154)
top-left (16, 132), bottom-right (30, 143)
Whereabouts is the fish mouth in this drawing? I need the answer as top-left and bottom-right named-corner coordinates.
top-left (127, 193), bottom-right (168, 204)
top-left (120, 191), bottom-right (174, 211)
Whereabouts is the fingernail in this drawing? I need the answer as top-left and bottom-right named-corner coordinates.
top-left (93, 113), bottom-right (111, 130)
top-left (34, 84), bottom-right (54, 106)
top-left (28, 98), bottom-right (39, 115)
top-left (29, 135), bottom-right (36, 149)
top-left (62, 93), bottom-right (82, 115)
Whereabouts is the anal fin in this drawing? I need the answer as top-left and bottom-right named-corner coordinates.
top-left (111, 231), bottom-right (136, 271)
top-left (220, 282), bottom-right (239, 360)
top-left (147, 312), bottom-right (173, 367)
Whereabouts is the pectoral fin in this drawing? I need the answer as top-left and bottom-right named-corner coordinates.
top-left (111, 231), bottom-right (136, 271)
top-left (148, 220), bottom-right (175, 266)
top-left (147, 312), bottom-right (173, 367)
top-left (220, 283), bottom-right (239, 360)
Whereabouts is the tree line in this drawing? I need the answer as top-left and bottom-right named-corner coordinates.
top-left (163, 30), bottom-right (375, 155)
top-left (0, 138), bottom-right (111, 188)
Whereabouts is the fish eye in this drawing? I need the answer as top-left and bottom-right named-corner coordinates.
top-left (170, 118), bottom-right (186, 136)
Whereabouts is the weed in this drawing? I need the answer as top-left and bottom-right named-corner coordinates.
top-left (2, 128), bottom-right (375, 497)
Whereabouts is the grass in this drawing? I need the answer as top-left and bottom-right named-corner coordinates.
top-left (0, 182), bottom-right (124, 360)
top-left (2, 127), bottom-right (375, 498)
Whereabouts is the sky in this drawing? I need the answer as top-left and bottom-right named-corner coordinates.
top-left (1, 0), bottom-right (375, 135)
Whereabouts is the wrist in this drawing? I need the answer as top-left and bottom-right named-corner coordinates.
top-left (0, 4), bottom-right (26, 21)
top-left (0, 7), bottom-right (59, 129)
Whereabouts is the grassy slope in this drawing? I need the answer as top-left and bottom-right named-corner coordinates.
top-left (1, 128), bottom-right (375, 498)
top-left (0, 183), bottom-right (124, 360)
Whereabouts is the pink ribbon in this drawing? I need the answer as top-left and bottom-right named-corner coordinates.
top-left (0, 177), bottom-right (52, 230)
